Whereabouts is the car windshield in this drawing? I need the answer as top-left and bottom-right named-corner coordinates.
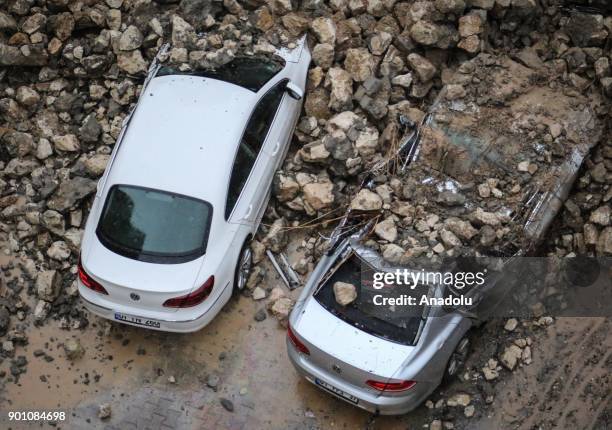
top-left (314, 249), bottom-right (426, 346)
top-left (96, 185), bottom-right (212, 263)
top-left (156, 56), bottom-right (285, 92)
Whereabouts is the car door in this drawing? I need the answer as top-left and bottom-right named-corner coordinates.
top-left (263, 81), bottom-right (302, 172)
top-left (225, 82), bottom-right (286, 229)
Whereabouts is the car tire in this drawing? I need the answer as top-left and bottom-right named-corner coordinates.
top-left (233, 239), bottom-right (253, 292)
top-left (444, 337), bottom-right (470, 381)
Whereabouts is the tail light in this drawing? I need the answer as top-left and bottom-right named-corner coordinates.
top-left (287, 324), bottom-right (310, 355)
top-left (366, 380), bottom-right (416, 392)
top-left (78, 258), bottom-right (108, 295)
top-left (163, 276), bottom-right (214, 308)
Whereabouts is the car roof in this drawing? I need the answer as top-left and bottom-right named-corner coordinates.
top-left (104, 75), bottom-right (257, 206)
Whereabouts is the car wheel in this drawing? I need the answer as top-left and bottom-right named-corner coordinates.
top-left (445, 337), bottom-right (470, 379)
top-left (234, 240), bottom-right (253, 292)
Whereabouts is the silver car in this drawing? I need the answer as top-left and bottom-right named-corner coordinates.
top-left (287, 230), bottom-right (472, 415)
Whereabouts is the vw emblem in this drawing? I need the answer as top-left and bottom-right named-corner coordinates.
top-left (130, 293), bottom-right (140, 301)
top-left (332, 364), bottom-right (342, 374)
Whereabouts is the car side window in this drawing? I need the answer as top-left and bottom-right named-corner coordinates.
top-left (225, 80), bottom-right (288, 219)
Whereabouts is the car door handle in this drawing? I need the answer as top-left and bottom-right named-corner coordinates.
top-left (271, 141), bottom-right (280, 156)
top-left (244, 204), bottom-right (253, 219)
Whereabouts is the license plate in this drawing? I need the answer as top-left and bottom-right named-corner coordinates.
top-left (114, 312), bottom-right (161, 329)
top-left (315, 378), bottom-right (359, 404)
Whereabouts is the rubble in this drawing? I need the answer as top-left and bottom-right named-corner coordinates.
top-left (0, 0), bottom-right (610, 424)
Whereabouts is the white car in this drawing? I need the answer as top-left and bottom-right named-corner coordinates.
top-left (78, 38), bottom-right (311, 332)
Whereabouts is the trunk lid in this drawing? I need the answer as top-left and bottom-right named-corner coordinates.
top-left (83, 237), bottom-right (204, 313)
top-left (294, 298), bottom-right (415, 391)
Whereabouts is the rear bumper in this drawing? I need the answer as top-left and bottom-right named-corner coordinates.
top-left (287, 339), bottom-right (436, 415)
top-left (79, 282), bottom-right (232, 333)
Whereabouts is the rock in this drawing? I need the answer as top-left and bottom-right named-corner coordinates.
top-left (206, 373), bottom-right (219, 389)
top-left (0, 12), bottom-right (18, 33)
top-left (84, 154), bottom-right (110, 177)
top-left (565, 11), bottom-right (608, 47)
top-left (268, 0), bottom-right (293, 14)
top-left (522, 346), bottom-right (532, 365)
top-left (52, 12), bottom-right (75, 41)
top-left (252, 287), bottom-right (266, 300)
top-left (447, 393), bottom-right (471, 407)
top-left (172, 15), bottom-right (196, 48)
top-left (47, 177), bottom-right (97, 211)
top-left (117, 50), bottom-right (148, 75)
top-left (374, 218), bottom-right (397, 242)
top-left (282, 13), bottom-right (310, 37)
top-left (40, 210), bottom-right (66, 236)
top-left (350, 189), bottom-right (383, 211)
top-left (270, 297), bottom-right (294, 326)
top-left (34, 300), bottom-right (51, 323)
top-left (472, 208), bottom-right (502, 226)
top-left (262, 218), bottom-right (287, 253)
top-left (4, 131), bottom-right (34, 157)
top-left (220, 398), bottom-right (234, 412)
top-left (436, 0), bottom-right (466, 14)
top-left (430, 420), bottom-right (443, 430)
top-left (410, 21), bottom-right (442, 47)
top-left (47, 241), bottom-right (71, 261)
top-left (246, 266), bottom-right (265, 290)
top-left (440, 229), bottom-right (462, 248)
top-left (303, 182), bottom-right (334, 211)
top-left (368, 31), bottom-right (393, 56)
top-left (16, 86), bottom-right (40, 107)
top-left (344, 48), bottom-right (376, 82)
top-left (64, 338), bottom-right (84, 360)
top-left (119, 26), bottom-right (143, 51)
top-left (312, 43), bottom-right (334, 69)
top-left (392, 73), bottom-right (413, 88)
top-left (52, 134), bottom-right (80, 152)
top-left (254, 309), bottom-right (267, 322)
top-left (36, 270), bottom-right (62, 302)
top-left (445, 84), bottom-right (466, 100)
top-left (444, 218), bottom-right (478, 240)
top-left (597, 227), bottom-right (612, 255)
top-left (333, 282), bottom-right (357, 306)
top-left (500, 344), bottom-right (522, 370)
top-left (407, 53), bottom-right (437, 82)
top-left (458, 14), bottom-right (483, 37)
top-left (327, 67), bottom-right (353, 111)
top-left (275, 174), bottom-right (299, 202)
top-left (464, 405), bottom-right (475, 418)
top-left (311, 17), bottom-right (336, 46)
top-left (353, 127), bottom-right (379, 157)
top-left (504, 318), bottom-right (518, 331)
top-left (589, 206), bottom-right (610, 226)
top-left (79, 114), bottom-right (102, 143)
top-left (98, 403), bottom-right (111, 420)
top-left (382, 243), bottom-right (406, 264)
top-left (482, 359), bottom-right (499, 380)
top-left (304, 88), bottom-right (331, 119)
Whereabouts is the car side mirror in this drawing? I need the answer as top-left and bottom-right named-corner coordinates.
top-left (285, 82), bottom-right (303, 100)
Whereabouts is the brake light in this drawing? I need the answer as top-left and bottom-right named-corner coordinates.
top-left (163, 276), bottom-right (214, 308)
top-left (287, 325), bottom-right (310, 355)
top-left (78, 258), bottom-right (108, 295)
top-left (366, 380), bottom-right (416, 392)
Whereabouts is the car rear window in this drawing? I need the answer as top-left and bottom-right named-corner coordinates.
top-left (96, 185), bottom-right (212, 264)
top-left (156, 56), bottom-right (285, 92)
top-left (314, 250), bottom-right (425, 346)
